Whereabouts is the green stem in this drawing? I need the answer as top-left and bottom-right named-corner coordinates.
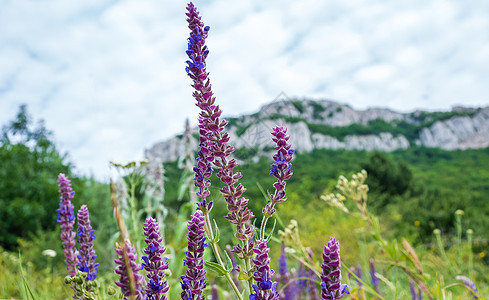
top-left (259, 215), bottom-right (270, 240)
top-left (377, 259), bottom-right (434, 300)
top-left (343, 261), bottom-right (384, 300)
top-left (203, 212), bottom-right (243, 300)
top-left (245, 255), bottom-right (253, 293)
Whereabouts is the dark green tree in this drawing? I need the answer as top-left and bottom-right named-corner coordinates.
top-left (0, 105), bottom-right (70, 249)
top-left (361, 152), bottom-right (413, 209)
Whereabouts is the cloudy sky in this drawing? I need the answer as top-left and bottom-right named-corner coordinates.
top-left (1, 0), bottom-right (489, 179)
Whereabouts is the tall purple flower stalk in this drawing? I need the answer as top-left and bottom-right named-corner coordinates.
top-left (409, 281), bottom-right (423, 300)
top-left (57, 173), bottom-right (78, 276)
top-left (142, 217), bottom-right (169, 300)
top-left (185, 1), bottom-right (214, 214)
top-left (250, 239), bottom-right (280, 300)
top-left (306, 249), bottom-right (320, 300)
top-left (320, 238), bottom-right (348, 300)
top-left (296, 263), bottom-right (307, 300)
top-left (369, 259), bottom-right (380, 294)
top-left (278, 245), bottom-right (294, 300)
top-left (185, 1), bottom-right (255, 259)
top-left (181, 210), bottom-right (207, 299)
top-left (115, 239), bottom-right (146, 299)
top-left (263, 126), bottom-right (294, 218)
top-left (76, 205), bottom-right (99, 281)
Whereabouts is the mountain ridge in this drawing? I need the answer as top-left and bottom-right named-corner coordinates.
top-left (145, 98), bottom-right (489, 162)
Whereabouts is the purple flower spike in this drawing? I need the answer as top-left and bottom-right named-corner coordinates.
top-left (114, 239), bottom-right (146, 299)
top-left (456, 276), bottom-right (480, 299)
top-left (181, 210), bottom-right (207, 299)
top-left (250, 240), bottom-right (280, 300)
top-left (186, 1), bottom-right (254, 259)
top-left (143, 217), bottom-right (169, 299)
top-left (320, 238), bottom-right (349, 300)
top-left (369, 259), bottom-right (380, 294)
top-left (76, 205), bottom-right (98, 281)
top-left (278, 245), bottom-right (294, 300)
top-left (185, 2), bottom-right (214, 214)
top-left (57, 173), bottom-right (78, 276)
top-left (263, 126), bottom-right (294, 217)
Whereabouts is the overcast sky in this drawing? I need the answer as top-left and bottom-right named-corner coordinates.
top-left (1, 0), bottom-right (489, 180)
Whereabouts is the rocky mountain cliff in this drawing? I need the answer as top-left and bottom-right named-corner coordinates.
top-left (145, 98), bottom-right (489, 162)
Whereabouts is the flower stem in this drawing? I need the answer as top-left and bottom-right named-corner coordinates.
top-left (203, 211), bottom-right (243, 300)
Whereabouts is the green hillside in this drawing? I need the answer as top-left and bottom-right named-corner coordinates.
top-left (164, 147), bottom-right (489, 251)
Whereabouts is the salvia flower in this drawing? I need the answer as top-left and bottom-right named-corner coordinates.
top-left (456, 275), bottom-right (480, 299)
top-left (142, 217), bottom-right (169, 300)
top-left (181, 210), bottom-right (207, 299)
top-left (263, 126), bottom-right (294, 218)
top-left (250, 239), bottom-right (280, 300)
top-left (186, 1), bottom-right (255, 259)
top-left (306, 249), bottom-right (320, 300)
top-left (76, 205), bottom-right (99, 281)
top-left (278, 245), bottom-right (294, 300)
top-left (352, 265), bottom-right (363, 287)
top-left (186, 1), bottom-right (214, 213)
top-left (114, 239), bottom-right (146, 299)
top-left (320, 238), bottom-right (349, 300)
top-left (57, 173), bottom-right (78, 276)
top-left (369, 259), bottom-right (380, 294)
top-left (409, 281), bottom-right (422, 300)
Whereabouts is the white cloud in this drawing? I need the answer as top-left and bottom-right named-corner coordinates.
top-left (1, 0), bottom-right (489, 179)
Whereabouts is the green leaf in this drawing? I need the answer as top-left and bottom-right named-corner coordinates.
top-left (18, 253), bottom-right (36, 300)
top-left (204, 261), bottom-right (228, 277)
top-left (212, 219), bottom-right (220, 243)
top-left (238, 269), bottom-right (251, 281)
top-left (224, 248), bottom-right (234, 272)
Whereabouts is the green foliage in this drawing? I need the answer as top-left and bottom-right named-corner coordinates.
top-left (311, 101), bottom-right (326, 119)
top-left (291, 100), bottom-right (304, 113)
top-left (0, 105), bottom-right (70, 249)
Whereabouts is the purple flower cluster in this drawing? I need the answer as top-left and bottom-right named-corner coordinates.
top-left (320, 238), bottom-right (348, 300)
top-left (115, 239), bottom-right (146, 299)
top-left (263, 126), bottom-right (294, 217)
top-left (142, 217), bottom-right (169, 300)
top-left (181, 210), bottom-right (207, 299)
top-left (57, 173), bottom-right (78, 276)
top-left (250, 240), bottom-right (280, 300)
top-left (76, 204), bottom-right (99, 281)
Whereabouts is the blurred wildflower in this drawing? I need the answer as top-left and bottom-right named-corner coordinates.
top-left (456, 275), bottom-right (480, 299)
top-left (57, 173), bottom-right (78, 276)
top-left (114, 239), bottom-right (145, 299)
top-left (278, 245), bottom-right (294, 300)
top-left (143, 157), bottom-right (169, 234)
top-left (42, 249), bottom-right (57, 258)
top-left (369, 259), bottom-right (380, 295)
top-left (323, 170), bottom-right (369, 221)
